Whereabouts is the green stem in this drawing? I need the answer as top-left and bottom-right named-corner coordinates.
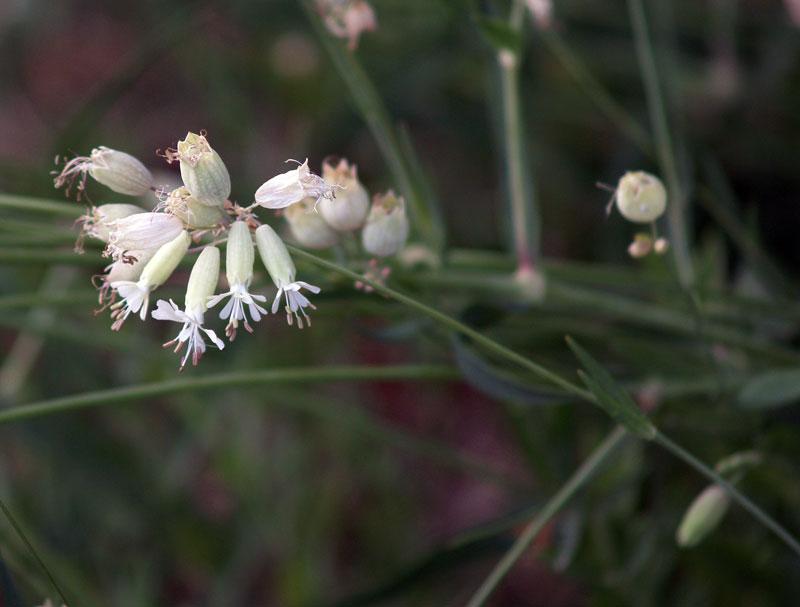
top-left (0, 193), bottom-right (84, 217)
top-left (300, 1), bottom-right (445, 254)
top-left (627, 0), bottom-right (692, 286)
top-left (0, 496), bottom-right (70, 606)
top-left (465, 426), bottom-right (628, 607)
top-left (0, 365), bottom-right (456, 424)
top-left (288, 245), bottom-right (593, 401)
top-left (654, 432), bottom-right (800, 556)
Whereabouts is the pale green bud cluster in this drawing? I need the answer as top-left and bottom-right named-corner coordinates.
top-left (255, 224), bottom-right (296, 288)
top-left (174, 132), bottom-right (231, 208)
top-left (185, 246), bottom-right (220, 312)
top-left (140, 231), bottom-right (190, 288)
top-left (88, 147), bottom-right (154, 196)
top-left (362, 190), bottom-right (409, 257)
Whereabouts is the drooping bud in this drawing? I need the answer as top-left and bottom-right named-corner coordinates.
top-left (653, 237), bottom-right (670, 255)
top-left (627, 233), bottom-right (653, 258)
top-left (226, 221), bottom-right (255, 286)
top-left (285, 197), bottom-right (341, 249)
top-left (139, 230), bottom-right (191, 288)
top-left (254, 159), bottom-right (337, 210)
top-left (162, 187), bottom-right (225, 228)
top-left (255, 224), bottom-right (296, 287)
top-left (317, 158), bottom-right (369, 231)
top-left (676, 485), bottom-right (730, 548)
top-left (105, 212), bottom-right (184, 261)
top-left (615, 171), bottom-right (667, 223)
top-left (54, 147), bottom-right (153, 198)
top-left (185, 246), bottom-right (220, 313)
top-left (169, 132), bottom-right (231, 208)
top-left (361, 190), bottom-right (409, 257)
top-left (77, 203), bottom-right (146, 247)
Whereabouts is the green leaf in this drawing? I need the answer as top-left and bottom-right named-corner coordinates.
top-left (475, 16), bottom-right (522, 55)
top-left (566, 336), bottom-right (657, 440)
top-left (737, 369), bottom-right (800, 409)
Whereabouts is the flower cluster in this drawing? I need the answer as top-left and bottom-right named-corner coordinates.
top-left (59, 132), bottom-right (362, 371)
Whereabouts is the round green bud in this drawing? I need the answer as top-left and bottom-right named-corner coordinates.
top-left (616, 171), bottom-right (667, 223)
top-left (164, 187), bottom-right (225, 228)
top-left (361, 190), bottom-right (409, 257)
top-left (285, 197), bottom-right (341, 249)
top-left (318, 158), bottom-right (370, 231)
top-left (175, 132), bottom-right (231, 208)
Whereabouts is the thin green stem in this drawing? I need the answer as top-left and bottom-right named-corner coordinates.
top-left (0, 365), bottom-right (457, 424)
top-left (0, 496), bottom-right (70, 606)
top-left (465, 426), bottom-right (628, 607)
top-left (497, 25), bottom-right (540, 273)
top-left (654, 432), bottom-right (800, 557)
top-left (299, 1), bottom-right (445, 254)
top-left (288, 245), bottom-right (593, 401)
top-left (627, 0), bottom-right (693, 286)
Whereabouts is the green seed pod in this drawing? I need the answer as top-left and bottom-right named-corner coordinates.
top-left (139, 230), bottom-right (190, 288)
top-left (285, 197), bottom-right (341, 249)
top-left (226, 221), bottom-right (255, 286)
top-left (176, 132), bottom-right (231, 208)
top-left (185, 246), bottom-right (220, 312)
top-left (361, 190), bottom-right (409, 257)
top-left (318, 158), bottom-right (370, 231)
top-left (255, 224), bottom-right (295, 288)
top-left (164, 187), bottom-right (225, 228)
top-left (676, 485), bottom-right (730, 548)
top-left (616, 171), bottom-right (667, 223)
top-left (87, 147), bottom-right (154, 196)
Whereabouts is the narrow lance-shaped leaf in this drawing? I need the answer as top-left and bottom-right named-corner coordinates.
top-left (566, 336), bottom-right (657, 440)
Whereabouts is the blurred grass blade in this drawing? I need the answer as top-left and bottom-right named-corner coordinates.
top-left (0, 193), bottom-right (83, 217)
top-left (566, 336), bottom-right (657, 439)
top-left (0, 497), bottom-right (69, 606)
top-left (475, 15), bottom-right (522, 55)
top-left (300, 0), bottom-right (445, 254)
top-left (737, 369), bottom-right (800, 410)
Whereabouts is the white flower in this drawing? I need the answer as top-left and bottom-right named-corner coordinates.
top-left (254, 159), bottom-right (337, 209)
top-left (272, 280), bottom-right (321, 328)
top-left (105, 212), bottom-right (184, 261)
top-left (207, 283), bottom-right (268, 340)
top-left (108, 279), bottom-right (153, 330)
top-left (151, 299), bottom-right (225, 371)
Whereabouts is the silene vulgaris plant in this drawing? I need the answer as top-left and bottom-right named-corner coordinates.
top-left (54, 132), bottom-right (409, 371)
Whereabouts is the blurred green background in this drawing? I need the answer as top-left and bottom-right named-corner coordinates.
top-left (2, 0), bottom-right (800, 605)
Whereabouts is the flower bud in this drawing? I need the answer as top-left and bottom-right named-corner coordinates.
top-left (140, 230), bottom-right (190, 288)
top-left (285, 197), bottom-right (341, 249)
top-left (173, 132), bottom-right (231, 208)
top-left (80, 203), bottom-right (146, 242)
top-left (185, 246), bottom-right (220, 312)
top-left (87, 147), bottom-right (153, 195)
top-left (361, 190), bottom-right (409, 257)
top-left (653, 237), bottom-right (670, 255)
top-left (163, 187), bottom-right (225, 228)
top-left (254, 159), bottom-right (336, 209)
top-left (255, 224), bottom-right (296, 287)
top-left (627, 233), bottom-right (653, 258)
top-left (317, 158), bottom-right (369, 231)
top-left (106, 212), bottom-right (184, 261)
top-left (616, 171), bottom-right (667, 223)
top-left (676, 485), bottom-right (730, 548)
top-left (226, 221), bottom-right (255, 286)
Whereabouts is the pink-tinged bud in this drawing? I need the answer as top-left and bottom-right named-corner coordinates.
top-left (653, 237), bottom-right (670, 255)
top-left (361, 190), bottom-right (409, 257)
top-left (318, 158), bottom-right (369, 231)
top-left (318, 0), bottom-right (377, 50)
top-left (285, 197), bottom-right (341, 249)
top-left (627, 233), bottom-right (653, 258)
